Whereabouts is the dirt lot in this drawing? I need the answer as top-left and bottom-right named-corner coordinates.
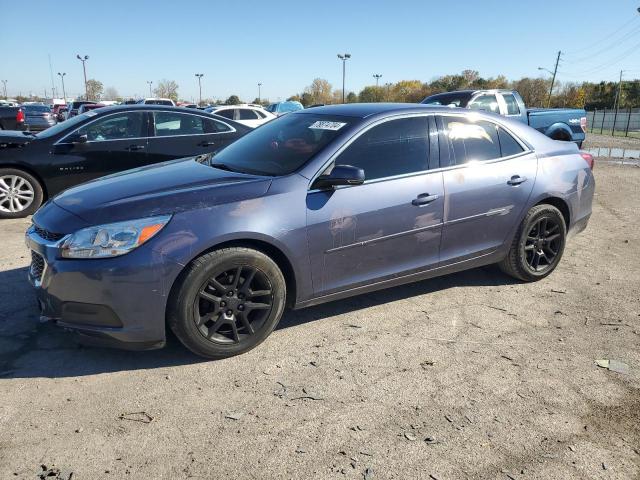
top-left (1, 160), bottom-right (639, 479)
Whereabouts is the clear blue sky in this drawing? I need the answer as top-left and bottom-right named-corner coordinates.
top-left (2, 0), bottom-right (640, 101)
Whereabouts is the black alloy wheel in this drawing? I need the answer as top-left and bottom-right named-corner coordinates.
top-left (523, 216), bottom-right (562, 273)
top-left (169, 247), bottom-right (286, 359)
top-left (194, 265), bottom-right (274, 344)
top-left (498, 204), bottom-right (567, 282)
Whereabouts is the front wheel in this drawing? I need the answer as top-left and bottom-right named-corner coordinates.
top-left (0, 168), bottom-right (43, 219)
top-left (168, 247), bottom-right (286, 359)
top-left (499, 204), bottom-right (567, 282)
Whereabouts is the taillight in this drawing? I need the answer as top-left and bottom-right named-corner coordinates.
top-left (580, 152), bottom-right (594, 170)
top-left (580, 117), bottom-right (587, 133)
top-left (16, 109), bottom-right (24, 124)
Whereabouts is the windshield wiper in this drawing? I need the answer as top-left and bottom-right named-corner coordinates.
top-left (211, 162), bottom-right (243, 173)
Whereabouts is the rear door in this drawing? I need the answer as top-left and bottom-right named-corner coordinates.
top-left (236, 108), bottom-right (262, 128)
top-left (51, 110), bottom-right (149, 189)
top-left (437, 114), bottom-right (537, 265)
top-left (146, 110), bottom-right (240, 162)
top-left (306, 115), bottom-right (444, 295)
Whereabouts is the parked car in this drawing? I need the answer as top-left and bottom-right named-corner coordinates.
top-left (25, 103), bottom-right (595, 358)
top-left (265, 100), bottom-right (304, 116)
top-left (0, 106), bottom-right (26, 130)
top-left (77, 103), bottom-right (106, 114)
top-left (66, 101), bottom-right (98, 119)
top-left (137, 98), bottom-right (176, 106)
top-left (205, 104), bottom-right (276, 128)
top-left (21, 104), bottom-right (57, 132)
top-left (421, 89), bottom-right (587, 147)
top-left (52, 104), bottom-right (67, 117)
top-left (55, 107), bottom-right (68, 122)
top-left (0, 105), bottom-right (251, 217)
top-left (178, 103), bottom-right (198, 109)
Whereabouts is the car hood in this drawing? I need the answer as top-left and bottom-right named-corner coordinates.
top-left (50, 157), bottom-right (272, 226)
top-left (0, 131), bottom-right (35, 147)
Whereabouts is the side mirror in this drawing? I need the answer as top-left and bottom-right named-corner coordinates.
top-left (314, 165), bottom-right (365, 189)
top-left (71, 134), bottom-right (88, 144)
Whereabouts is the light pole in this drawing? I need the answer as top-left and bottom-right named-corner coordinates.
top-left (76, 54), bottom-right (89, 100)
top-left (337, 53), bottom-right (351, 103)
top-left (1, 80), bottom-right (7, 99)
top-left (538, 50), bottom-right (561, 108)
top-left (147, 81), bottom-right (153, 97)
top-left (373, 74), bottom-right (382, 87)
top-left (195, 74), bottom-right (204, 106)
top-left (57, 73), bottom-right (67, 102)
top-left (258, 82), bottom-right (262, 104)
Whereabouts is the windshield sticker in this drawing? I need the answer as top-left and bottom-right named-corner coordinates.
top-left (309, 121), bottom-right (346, 131)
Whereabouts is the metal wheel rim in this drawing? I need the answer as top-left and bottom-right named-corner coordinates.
top-left (0, 175), bottom-right (35, 213)
top-left (524, 216), bottom-right (562, 272)
top-left (193, 265), bottom-right (274, 345)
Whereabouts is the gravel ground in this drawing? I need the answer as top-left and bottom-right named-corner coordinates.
top-left (583, 133), bottom-right (640, 151)
top-left (0, 163), bottom-right (639, 480)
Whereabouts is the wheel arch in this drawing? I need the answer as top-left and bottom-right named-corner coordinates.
top-left (167, 237), bottom-right (299, 311)
top-left (0, 162), bottom-right (49, 199)
top-left (534, 196), bottom-right (571, 228)
top-left (544, 123), bottom-right (573, 142)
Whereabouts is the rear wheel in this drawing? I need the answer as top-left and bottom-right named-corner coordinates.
top-left (499, 204), bottom-right (567, 281)
top-left (168, 247), bottom-right (286, 359)
top-left (0, 168), bottom-right (43, 219)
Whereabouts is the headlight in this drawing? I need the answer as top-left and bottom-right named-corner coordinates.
top-left (61, 215), bottom-right (171, 259)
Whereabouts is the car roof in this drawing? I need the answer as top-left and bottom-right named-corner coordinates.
top-left (296, 103), bottom-right (462, 118)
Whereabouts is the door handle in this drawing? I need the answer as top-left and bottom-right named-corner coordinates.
top-left (412, 193), bottom-right (439, 206)
top-left (127, 144), bottom-right (145, 151)
top-left (507, 175), bottom-right (527, 186)
top-left (198, 141), bottom-right (216, 147)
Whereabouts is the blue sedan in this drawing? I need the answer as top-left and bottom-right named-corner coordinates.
top-left (26, 103), bottom-right (595, 358)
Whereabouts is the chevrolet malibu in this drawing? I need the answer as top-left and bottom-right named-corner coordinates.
top-left (26, 104), bottom-right (595, 359)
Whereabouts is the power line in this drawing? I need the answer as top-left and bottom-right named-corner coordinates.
top-left (563, 24), bottom-right (640, 65)
top-left (564, 15), bottom-right (639, 55)
top-left (561, 39), bottom-right (640, 76)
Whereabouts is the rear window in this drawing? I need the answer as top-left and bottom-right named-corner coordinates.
top-left (22, 105), bottom-right (50, 112)
top-left (441, 116), bottom-right (501, 165)
top-left (497, 127), bottom-right (524, 157)
top-left (145, 99), bottom-right (174, 106)
top-left (210, 113), bottom-right (355, 176)
top-left (422, 92), bottom-right (472, 107)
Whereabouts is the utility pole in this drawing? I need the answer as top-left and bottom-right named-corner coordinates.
top-left (373, 74), bottom-right (382, 87)
top-left (258, 82), bottom-right (262, 103)
top-left (195, 74), bottom-right (204, 106)
top-left (337, 53), bottom-right (351, 103)
top-left (546, 51), bottom-right (562, 108)
top-left (76, 54), bottom-right (89, 100)
top-left (1, 80), bottom-right (7, 99)
top-left (147, 81), bottom-right (153, 97)
top-left (612, 70), bottom-right (625, 135)
top-left (48, 54), bottom-right (57, 99)
top-left (57, 73), bottom-right (67, 102)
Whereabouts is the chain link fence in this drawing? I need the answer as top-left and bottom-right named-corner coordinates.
top-left (587, 108), bottom-right (640, 138)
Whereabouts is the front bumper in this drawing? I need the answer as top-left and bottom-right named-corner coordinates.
top-left (25, 225), bottom-right (184, 350)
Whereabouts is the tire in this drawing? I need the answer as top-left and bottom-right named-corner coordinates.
top-left (168, 247), bottom-right (286, 359)
top-left (0, 168), bottom-right (44, 219)
top-left (498, 204), bottom-right (567, 282)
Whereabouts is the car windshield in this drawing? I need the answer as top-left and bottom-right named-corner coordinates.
top-left (35, 113), bottom-right (91, 138)
top-left (422, 92), bottom-right (472, 107)
top-left (210, 113), bottom-right (355, 176)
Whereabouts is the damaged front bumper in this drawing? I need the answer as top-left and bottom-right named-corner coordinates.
top-left (25, 224), bottom-right (183, 350)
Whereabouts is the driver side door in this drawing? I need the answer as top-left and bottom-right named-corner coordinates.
top-left (51, 111), bottom-right (149, 191)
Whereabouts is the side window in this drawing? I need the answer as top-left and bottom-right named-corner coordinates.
top-left (214, 109), bottom-right (235, 120)
top-left (76, 112), bottom-right (145, 141)
top-left (442, 116), bottom-right (501, 164)
top-left (154, 112), bottom-right (205, 136)
top-left (468, 94), bottom-right (500, 113)
top-left (238, 109), bottom-right (260, 120)
top-left (501, 93), bottom-right (521, 115)
top-left (336, 117), bottom-right (430, 181)
top-left (254, 110), bottom-right (267, 119)
top-left (497, 126), bottom-right (524, 157)
top-left (203, 117), bottom-right (232, 134)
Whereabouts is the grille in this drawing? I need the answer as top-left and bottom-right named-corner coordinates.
top-left (33, 225), bottom-right (65, 242)
top-left (30, 251), bottom-right (45, 281)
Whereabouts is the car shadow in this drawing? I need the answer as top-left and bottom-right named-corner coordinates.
top-left (0, 265), bottom-right (516, 379)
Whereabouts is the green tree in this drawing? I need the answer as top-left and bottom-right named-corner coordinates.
top-left (287, 94), bottom-right (301, 102)
top-left (85, 79), bottom-right (103, 101)
top-left (346, 92), bottom-right (358, 103)
top-left (304, 78), bottom-right (333, 105)
top-left (224, 95), bottom-right (241, 105)
top-left (358, 86), bottom-right (385, 102)
top-left (154, 79), bottom-right (179, 101)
